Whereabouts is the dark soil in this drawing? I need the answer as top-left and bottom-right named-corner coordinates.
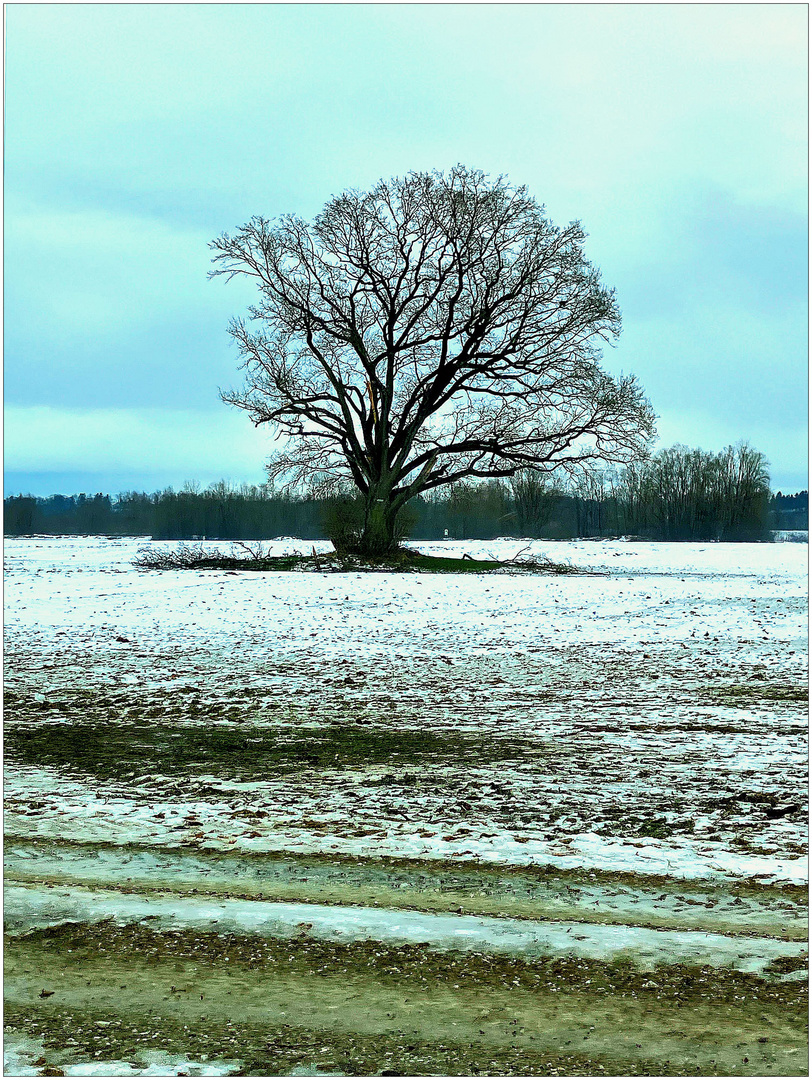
top-left (5, 720), bottom-right (548, 783)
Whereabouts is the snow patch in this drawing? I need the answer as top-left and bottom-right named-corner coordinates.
top-left (5, 884), bottom-right (807, 975)
top-left (2, 1032), bottom-right (241, 1077)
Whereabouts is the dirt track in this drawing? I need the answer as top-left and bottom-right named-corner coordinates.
top-left (4, 842), bottom-right (808, 1076)
top-left (5, 888), bottom-right (808, 1077)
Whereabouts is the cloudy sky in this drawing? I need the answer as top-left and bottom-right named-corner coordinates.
top-left (5, 3), bottom-right (808, 497)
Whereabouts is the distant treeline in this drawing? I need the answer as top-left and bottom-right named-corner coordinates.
top-left (4, 443), bottom-right (807, 542)
top-left (770, 490), bottom-right (809, 532)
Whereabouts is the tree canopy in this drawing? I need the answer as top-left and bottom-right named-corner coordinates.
top-left (211, 166), bottom-right (655, 554)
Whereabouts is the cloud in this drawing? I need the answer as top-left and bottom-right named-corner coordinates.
top-left (615, 188), bottom-right (808, 321)
top-left (4, 405), bottom-right (274, 480)
top-left (4, 198), bottom-right (257, 409)
top-left (3, 5), bottom-right (806, 494)
top-left (618, 300), bottom-right (807, 429)
top-left (5, 200), bottom-right (219, 337)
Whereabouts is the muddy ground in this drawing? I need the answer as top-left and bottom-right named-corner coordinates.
top-left (4, 914), bottom-right (807, 1077)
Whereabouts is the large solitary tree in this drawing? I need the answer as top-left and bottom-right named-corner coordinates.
top-left (211, 166), bottom-right (655, 555)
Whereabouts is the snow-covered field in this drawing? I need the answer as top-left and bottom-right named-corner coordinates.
top-left (4, 536), bottom-right (808, 1077)
top-left (4, 536), bottom-right (808, 883)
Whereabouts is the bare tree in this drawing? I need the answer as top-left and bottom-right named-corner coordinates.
top-left (510, 470), bottom-right (561, 538)
top-left (716, 442), bottom-right (771, 540)
top-left (211, 166), bottom-right (656, 556)
top-left (613, 442), bottom-right (770, 541)
top-left (570, 466), bottom-right (611, 537)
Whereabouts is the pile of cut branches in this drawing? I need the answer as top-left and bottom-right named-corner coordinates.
top-left (133, 542), bottom-right (603, 575)
top-left (132, 541), bottom-right (294, 571)
top-left (133, 542), bottom-right (211, 569)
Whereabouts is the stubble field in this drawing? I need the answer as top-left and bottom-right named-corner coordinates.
top-left (3, 536), bottom-right (808, 1076)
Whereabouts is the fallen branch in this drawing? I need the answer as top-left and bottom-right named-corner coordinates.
top-left (231, 540), bottom-right (270, 561)
top-left (495, 553), bottom-right (607, 576)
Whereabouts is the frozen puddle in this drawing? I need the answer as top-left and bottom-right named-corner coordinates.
top-left (6, 884), bottom-right (806, 975)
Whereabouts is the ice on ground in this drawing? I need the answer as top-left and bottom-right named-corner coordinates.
top-left (5, 839), bottom-right (805, 938)
top-left (5, 884), bottom-right (807, 975)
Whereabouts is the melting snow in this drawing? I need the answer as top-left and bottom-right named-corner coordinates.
top-left (3, 1032), bottom-right (241, 1076)
top-left (6, 884), bottom-right (807, 975)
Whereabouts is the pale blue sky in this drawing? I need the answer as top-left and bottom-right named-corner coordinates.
top-left (4, 3), bottom-right (808, 496)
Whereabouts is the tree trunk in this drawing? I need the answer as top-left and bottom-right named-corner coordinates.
top-left (358, 490), bottom-right (399, 557)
